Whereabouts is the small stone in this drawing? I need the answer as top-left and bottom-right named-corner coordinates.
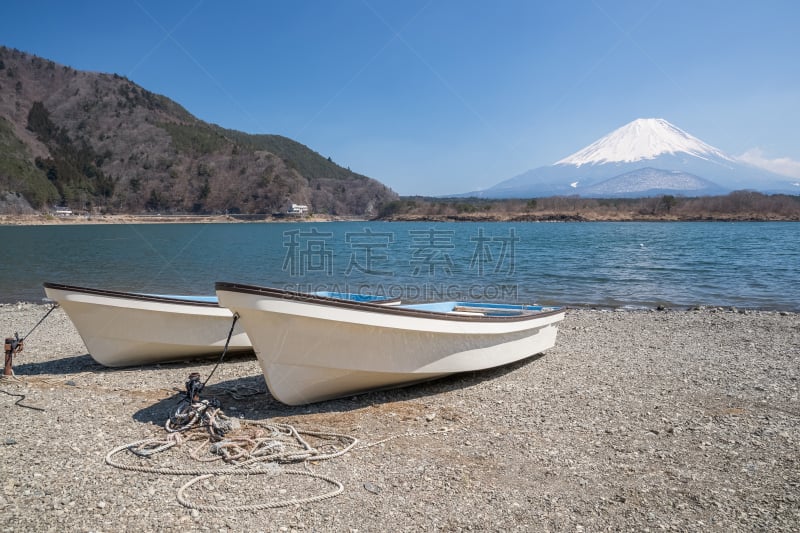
top-left (96, 501), bottom-right (106, 509)
top-left (424, 413), bottom-right (436, 422)
top-left (191, 509), bottom-right (200, 518)
top-left (364, 482), bottom-right (381, 494)
top-left (4, 438), bottom-right (17, 445)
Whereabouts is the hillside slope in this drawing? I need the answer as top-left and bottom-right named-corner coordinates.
top-left (0, 46), bottom-right (397, 215)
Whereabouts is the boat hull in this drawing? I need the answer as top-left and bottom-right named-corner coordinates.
top-left (216, 283), bottom-right (564, 405)
top-left (44, 283), bottom-right (251, 367)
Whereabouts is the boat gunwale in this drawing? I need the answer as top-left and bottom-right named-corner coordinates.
top-left (43, 282), bottom-right (221, 308)
top-left (311, 291), bottom-right (402, 305)
top-left (215, 281), bottom-right (564, 323)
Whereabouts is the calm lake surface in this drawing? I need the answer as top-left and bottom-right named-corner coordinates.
top-left (0, 221), bottom-right (797, 311)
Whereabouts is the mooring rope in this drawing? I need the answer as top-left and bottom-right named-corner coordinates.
top-left (202, 313), bottom-right (239, 388)
top-left (105, 392), bottom-right (451, 512)
top-left (105, 399), bottom-right (359, 511)
top-left (20, 302), bottom-right (59, 342)
top-left (176, 470), bottom-right (344, 512)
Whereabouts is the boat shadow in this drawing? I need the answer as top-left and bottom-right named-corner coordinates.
top-left (11, 353), bottom-right (103, 376)
top-left (9, 349), bottom-right (545, 423)
top-left (10, 352), bottom-right (261, 426)
top-left (10, 351), bottom-right (257, 378)
top-left (132, 353), bottom-right (546, 424)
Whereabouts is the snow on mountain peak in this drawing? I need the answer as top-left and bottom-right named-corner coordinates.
top-left (555, 118), bottom-right (734, 167)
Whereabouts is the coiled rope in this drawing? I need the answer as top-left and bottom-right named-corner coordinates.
top-left (105, 396), bottom-right (450, 512)
top-left (104, 379), bottom-right (361, 511)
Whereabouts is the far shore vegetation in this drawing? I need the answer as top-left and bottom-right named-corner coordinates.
top-left (376, 191), bottom-right (800, 222)
top-left (3, 190), bottom-right (799, 224)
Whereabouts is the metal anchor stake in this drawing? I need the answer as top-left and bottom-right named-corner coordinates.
top-left (3, 334), bottom-right (23, 377)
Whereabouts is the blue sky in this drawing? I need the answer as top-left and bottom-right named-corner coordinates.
top-left (2, 1), bottom-right (799, 195)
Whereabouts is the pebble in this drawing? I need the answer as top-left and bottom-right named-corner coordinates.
top-left (363, 482), bottom-right (381, 494)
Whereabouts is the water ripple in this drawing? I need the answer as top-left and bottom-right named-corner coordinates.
top-left (1, 221), bottom-right (797, 311)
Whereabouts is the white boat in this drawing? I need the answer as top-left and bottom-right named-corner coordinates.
top-left (215, 282), bottom-right (565, 405)
top-left (43, 282), bottom-right (252, 367)
top-left (43, 282), bottom-right (398, 368)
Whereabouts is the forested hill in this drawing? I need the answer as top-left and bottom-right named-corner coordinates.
top-left (0, 46), bottom-right (397, 215)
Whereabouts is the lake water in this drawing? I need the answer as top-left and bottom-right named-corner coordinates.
top-left (0, 221), bottom-right (797, 311)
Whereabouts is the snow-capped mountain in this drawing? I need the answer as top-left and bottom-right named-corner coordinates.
top-left (555, 118), bottom-right (733, 167)
top-left (462, 118), bottom-right (798, 198)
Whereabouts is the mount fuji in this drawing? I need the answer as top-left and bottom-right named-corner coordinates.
top-left (465, 118), bottom-right (799, 198)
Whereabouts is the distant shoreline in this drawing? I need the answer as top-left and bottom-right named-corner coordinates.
top-left (379, 213), bottom-right (800, 222)
top-left (1, 212), bottom-right (799, 225)
top-left (0, 214), bottom-right (369, 225)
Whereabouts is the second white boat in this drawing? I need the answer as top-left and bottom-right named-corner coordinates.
top-left (216, 282), bottom-right (565, 405)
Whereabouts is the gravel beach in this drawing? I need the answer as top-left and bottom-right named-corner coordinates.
top-left (1, 303), bottom-right (798, 532)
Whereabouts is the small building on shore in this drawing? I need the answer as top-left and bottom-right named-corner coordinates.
top-left (287, 203), bottom-right (309, 216)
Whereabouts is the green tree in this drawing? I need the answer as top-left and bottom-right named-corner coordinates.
top-left (660, 195), bottom-right (677, 213)
top-left (27, 101), bottom-right (57, 142)
top-left (198, 178), bottom-right (210, 200)
top-left (145, 189), bottom-right (163, 211)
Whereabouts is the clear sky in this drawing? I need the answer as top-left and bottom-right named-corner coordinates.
top-left (2, 1), bottom-right (799, 195)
